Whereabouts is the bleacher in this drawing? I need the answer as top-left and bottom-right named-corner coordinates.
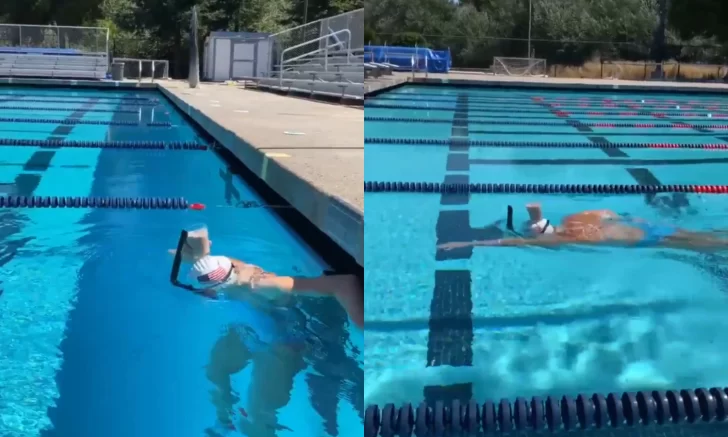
top-left (0, 25), bottom-right (109, 80)
top-left (0, 51), bottom-right (107, 79)
top-left (255, 49), bottom-right (366, 100)
top-left (243, 9), bottom-right (366, 102)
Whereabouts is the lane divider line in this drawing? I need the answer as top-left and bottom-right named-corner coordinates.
top-left (365, 389), bottom-right (726, 435)
top-left (0, 139), bottom-right (208, 150)
top-left (0, 117), bottom-right (172, 127)
top-left (365, 104), bottom-right (728, 119)
top-left (364, 116), bottom-right (728, 129)
top-left (364, 182), bottom-right (728, 194)
top-left (364, 138), bottom-right (728, 149)
top-left (369, 93), bottom-right (728, 106)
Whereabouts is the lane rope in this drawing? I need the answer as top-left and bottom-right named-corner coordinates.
top-left (0, 117), bottom-right (172, 127)
top-left (364, 138), bottom-right (728, 150)
top-left (365, 389), bottom-right (728, 436)
top-left (0, 196), bottom-right (291, 211)
top-left (364, 181), bottom-right (728, 194)
top-left (372, 94), bottom-right (728, 108)
top-left (0, 106), bottom-right (148, 115)
top-left (364, 116), bottom-right (728, 129)
top-left (5, 98), bottom-right (159, 106)
top-left (365, 104), bottom-right (728, 118)
top-left (0, 139), bottom-right (208, 150)
top-left (0, 196), bottom-right (191, 209)
top-left (4, 94), bottom-right (158, 102)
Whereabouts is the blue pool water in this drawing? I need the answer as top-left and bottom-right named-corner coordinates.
top-left (363, 84), bottom-right (728, 407)
top-left (0, 87), bottom-right (363, 437)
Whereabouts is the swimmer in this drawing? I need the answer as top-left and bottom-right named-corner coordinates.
top-left (168, 227), bottom-right (363, 328)
top-left (439, 202), bottom-right (728, 253)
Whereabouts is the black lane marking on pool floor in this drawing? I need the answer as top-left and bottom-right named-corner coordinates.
top-left (535, 101), bottom-right (691, 214)
top-left (0, 98), bottom-right (99, 296)
top-left (5, 99), bottom-right (98, 195)
top-left (537, 101), bottom-right (629, 158)
top-left (426, 93), bottom-right (475, 404)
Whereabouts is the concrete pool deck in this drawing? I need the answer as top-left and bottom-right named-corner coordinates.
top-left (157, 81), bottom-right (363, 266)
top-left (365, 71), bottom-right (728, 95)
top-left (0, 77), bottom-right (364, 266)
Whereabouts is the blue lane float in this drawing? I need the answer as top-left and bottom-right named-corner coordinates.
top-left (9, 98), bottom-right (159, 106)
top-left (363, 138), bottom-right (728, 150)
top-left (364, 103), bottom-right (728, 118)
top-left (0, 138), bottom-right (208, 150)
top-left (0, 196), bottom-right (189, 209)
top-left (0, 106), bottom-right (142, 114)
top-left (364, 181), bottom-right (727, 194)
top-left (365, 389), bottom-right (728, 436)
top-left (8, 95), bottom-right (159, 103)
top-left (0, 117), bottom-right (172, 127)
top-left (363, 116), bottom-right (728, 129)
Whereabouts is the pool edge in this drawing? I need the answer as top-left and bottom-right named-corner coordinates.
top-left (156, 83), bottom-right (364, 269)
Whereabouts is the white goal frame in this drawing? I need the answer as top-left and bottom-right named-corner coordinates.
top-left (492, 57), bottom-right (548, 76)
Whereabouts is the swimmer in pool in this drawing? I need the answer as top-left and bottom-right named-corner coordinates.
top-left (168, 227), bottom-right (363, 328)
top-left (439, 203), bottom-right (728, 253)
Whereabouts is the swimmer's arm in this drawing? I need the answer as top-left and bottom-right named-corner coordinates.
top-left (439, 237), bottom-right (579, 250)
top-left (487, 238), bottom-right (565, 247)
top-left (226, 257), bottom-right (247, 269)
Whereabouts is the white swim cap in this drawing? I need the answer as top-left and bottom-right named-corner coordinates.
top-left (531, 218), bottom-right (555, 234)
top-left (189, 255), bottom-right (236, 288)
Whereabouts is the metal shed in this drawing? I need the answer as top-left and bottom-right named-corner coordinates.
top-left (203, 31), bottom-right (272, 81)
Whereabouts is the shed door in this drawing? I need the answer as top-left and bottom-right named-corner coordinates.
top-left (231, 42), bottom-right (256, 79)
top-left (213, 38), bottom-right (231, 81)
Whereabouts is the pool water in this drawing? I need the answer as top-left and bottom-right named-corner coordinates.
top-left (363, 84), bottom-right (728, 407)
top-left (0, 87), bottom-right (363, 437)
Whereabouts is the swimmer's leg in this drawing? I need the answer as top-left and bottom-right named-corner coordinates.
top-left (242, 344), bottom-right (307, 437)
top-left (662, 230), bottom-right (728, 252)
top-left (253, 274), bottom-right (364, 328)
top-left (206, 326), bottom-right (252, 428)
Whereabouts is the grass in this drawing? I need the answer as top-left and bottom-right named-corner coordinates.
top-left (551, 60), bottom-right (727, 81)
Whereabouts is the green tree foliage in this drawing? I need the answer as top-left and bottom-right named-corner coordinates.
top-left (364, 0), bottom-right (728, 67)
top-left (0, 0), bottom-right (359, 76)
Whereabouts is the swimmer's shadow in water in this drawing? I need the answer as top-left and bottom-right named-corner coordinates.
top-left (656, 252), bottom-right (728, 293)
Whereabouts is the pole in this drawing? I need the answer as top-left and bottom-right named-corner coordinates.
top-left (527, 0), bottom-right (532, 58)
top-left (304, 0), bottom-right (309, 24)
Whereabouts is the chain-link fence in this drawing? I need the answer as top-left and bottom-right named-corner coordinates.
top-left (268, 8), bottom-right (363, 69)
top-left (0, 24), bottom-right (109, 54)
top-left (368, 33), bottom-right (728, 80)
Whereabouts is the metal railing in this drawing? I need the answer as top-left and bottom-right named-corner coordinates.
top-left (279, 30), bottom-right (352, 86)
top-left (113, 58), bottom-right (169, 82)
top-left (267, 8), bottom-right (363, 75)
top-left (0, 24), bottom-right (109, 55)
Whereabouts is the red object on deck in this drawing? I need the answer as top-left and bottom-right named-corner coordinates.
top-left (189, 203), bottom-right (205, 211)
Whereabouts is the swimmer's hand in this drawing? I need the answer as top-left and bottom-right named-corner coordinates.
top-left (167, 248), bottom-right (196, 263)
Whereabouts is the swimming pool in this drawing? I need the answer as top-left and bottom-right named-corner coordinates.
top-left (0, 86), bottom-right (363, 437)
top-left (363, 84), bottom-right (728, 410)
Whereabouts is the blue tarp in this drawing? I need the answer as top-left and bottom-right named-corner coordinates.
top-left (364, 45), bottom-right (451, 73)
